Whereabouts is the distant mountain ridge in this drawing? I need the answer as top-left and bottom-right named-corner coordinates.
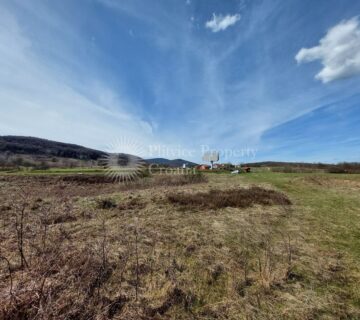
top-left (242, 161), bottom-right (332, 168)
top-left (0, 136), bottom-right (106, 160)
top-left (145, 158), bottom-right (198, 167)
top-left (0, 136), bottom-right (198, 167)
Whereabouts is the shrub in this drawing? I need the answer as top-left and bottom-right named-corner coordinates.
top-left (97, 198), bottom-right (116, 209)
top-left (327, 166), bottom-right (347, 174)
top-left (167, 186), bottom-right (292, 209)
top-left (327, 163), bottom-right (360, 174)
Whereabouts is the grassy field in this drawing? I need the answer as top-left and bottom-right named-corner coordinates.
top-left (1, 171), bottom-right (360, 319)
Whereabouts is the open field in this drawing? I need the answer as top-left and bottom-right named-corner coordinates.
top-left (1, 171), bottom-right (360, 319)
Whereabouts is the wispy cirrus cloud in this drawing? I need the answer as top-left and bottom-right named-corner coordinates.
top-left (1, 0), bottom-right (360, 163)
top-left (0, 3), bottom-right (154, 150)
top-left (296, 16), bottom-right (360, 83)
top-left (205, 13), bottom-right (240, 32)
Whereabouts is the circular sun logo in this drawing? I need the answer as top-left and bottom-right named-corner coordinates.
top-left (101, 137), bottom-right (147, 182)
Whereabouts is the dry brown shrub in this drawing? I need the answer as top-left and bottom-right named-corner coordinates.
top-left (167, 186), bottom-right (292, 209)
top-left (0, 243), bottom-right (119, 320)
top-left (97, 198), bottom-right (117, 209)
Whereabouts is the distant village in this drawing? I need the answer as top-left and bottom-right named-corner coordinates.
top-left (195, 163), bottom-right (251, 172)
top-left (195, 151), bottom-right (251, 172)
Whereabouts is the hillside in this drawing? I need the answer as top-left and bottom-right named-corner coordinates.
top-left (243, 161), bottom-right (360, 173)
top-left (0, 136), bottom-right (198, 169)
top-left (145, 158), bottom-right (198, 167)
top-left (0, 136), bottom-right (106, 160)
top-left (243, 161), bottom-right (331, 168)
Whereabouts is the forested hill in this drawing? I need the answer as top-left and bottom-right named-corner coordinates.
top-left (0, 136), bottom-right (106, 160)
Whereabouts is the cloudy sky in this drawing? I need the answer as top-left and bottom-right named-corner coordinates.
top-left (1, 0), bottom-right (360, 163)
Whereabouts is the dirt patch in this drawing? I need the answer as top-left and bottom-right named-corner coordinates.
top-left (167, 186), bottom-right (292, 209)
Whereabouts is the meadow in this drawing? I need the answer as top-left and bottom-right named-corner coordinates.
top-left (1, 170), bottom-right (360, 319)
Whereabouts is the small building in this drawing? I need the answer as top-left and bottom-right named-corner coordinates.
top-left (196, 164), bottom-right (211, 170)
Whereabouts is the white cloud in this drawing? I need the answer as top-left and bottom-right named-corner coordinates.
top-left (205, 13), bottom-right (240, 32)
top-left (296, 17), bottom-right (360, 83)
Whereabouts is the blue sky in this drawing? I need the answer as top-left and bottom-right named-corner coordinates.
top-left (1, 0), bottom-right (360, 163)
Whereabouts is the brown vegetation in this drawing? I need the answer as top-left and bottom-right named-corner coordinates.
top-left (0, 173), bottom-right (207, 199)
top-left (245, 161), bottom-right (360, 173)
top-left (167, 186), bottom-right (292, 209)
top-left (0, 172), bottom-right (359, 319)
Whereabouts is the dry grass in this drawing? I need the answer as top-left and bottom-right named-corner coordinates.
top-left (167, 186), bottom-right (292, 209)
top-left (59, 172), bottom-right (207, 186)
top-left (0, 172), bottom-right (359, 319)
top-left (0, 173), bottom-right (207, 199)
